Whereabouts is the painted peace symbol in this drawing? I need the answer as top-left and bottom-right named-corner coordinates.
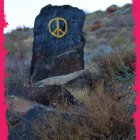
top-left (48, 17), bottom-right (68, 38)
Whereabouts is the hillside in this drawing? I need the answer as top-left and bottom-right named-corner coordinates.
top-left (5, 3), bottom-right (135, 140)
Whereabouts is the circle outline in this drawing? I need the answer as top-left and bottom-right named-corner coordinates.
top-left (48, 17), bottom-right (68, 38)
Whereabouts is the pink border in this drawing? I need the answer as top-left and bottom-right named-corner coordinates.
top-left (0, 0), bottom-right (139, 140)
top-left (132, 0), bottom-right (140, 140)
top-left (0, 0), bottom-right (8, 139)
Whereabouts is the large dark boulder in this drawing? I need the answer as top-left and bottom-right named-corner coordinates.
top-left (30, 5), bottom-right (86, 82)
top-left (8, 85), bottom-right (77, 106)
top-left (9, 106), bottom-right (96, 140)
top-left (34, 5), bottom-right (85, 56)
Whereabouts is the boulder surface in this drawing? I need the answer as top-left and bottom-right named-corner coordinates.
top-left (30, 5), bottom-right (86, 82)
top-left (9, 85), bottom-right (78, 106)
top-left (9, 105), bottom-right (95, 140)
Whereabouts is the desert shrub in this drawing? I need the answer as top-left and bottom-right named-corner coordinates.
top-left (6, 30), bottom-right (27, 41)
top-left (114, 65), bottom-right (134, 83)
top-left (86, 10), bottom-right (107, 20)
top-left (85, 36), bottom-right (97, 49)
top-left (6, 70), bottom-right (30, 94)
top-left (92, 23), bottom-right (102, 31)
top-left (91, 21), bottom-right (102, 31)
top-left (5, 44), bottom-right (19, 56)
top-left (118, 27), bottom-right (134, 41)
top-left (83, 22), bottom-right (102, 32)
top-left (65, 82), bottom-right (135, 140)
top-left (5, 29), bottom-right (32, 58)
top-left (96, 38), bottom-right (110, 46)
top-left (5, 73), bottom-right (24, 93)
top-left (102, 17), bottom-right (112, 27)
top-left (111, 15), bottom-right (134, 28)
top-left (5, 28), bottom-right (32, 93)
top-left (84, 18), bottom-right (111, 32)
top-left (111, 36), bottom-right (129, 48)
top-left (16, 26), bottom-right (30, 32)
top-left (5, 43), bottom-right (29, 59)
top-left (6, 55), bottom-right (31, 93)
top-left (85, 83), bottom-right (134, 139)
top-left (95, 27), bottom-right (118, 40)
top-left (99, 46), bottom-right (135, 84)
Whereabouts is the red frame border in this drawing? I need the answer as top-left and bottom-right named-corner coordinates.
top-left (132, 0), bottom-right (140, 140)
top-left (0, 0), bottom-right (8, 139)
top-left (0, 0), bottom-right (139, 140)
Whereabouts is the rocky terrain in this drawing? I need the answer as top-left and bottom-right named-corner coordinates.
top-left (5, 3), bottom-right (135, 140)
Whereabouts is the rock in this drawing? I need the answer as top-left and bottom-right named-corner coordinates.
top-left (32, 50), bottom-right (84, 82)
top-left (33, 69), bottom-right (93, 89)
top-left (9, 85), bottom-right (77, 106)
top-left (33, 5), bottom-right (85, 56)
top-left (9, 105), bottom-right (95, 140)
top-left (7, 95), bottom-right (38, 115)
top-left (30, 5), bottom-right (86, 82)
top-left (6, 95), bottom-right (39, 127)
top-left (106, 5), bottom-right (119, 13)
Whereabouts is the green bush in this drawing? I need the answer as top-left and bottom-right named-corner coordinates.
top-left (114, 65), bottom-right (134, 83)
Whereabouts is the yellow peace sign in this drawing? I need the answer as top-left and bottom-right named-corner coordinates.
top-left (48, 17), bottom-right (68, 38)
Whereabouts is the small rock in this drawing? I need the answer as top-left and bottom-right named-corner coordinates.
top-left (106, 5), bottom-right (119, 13)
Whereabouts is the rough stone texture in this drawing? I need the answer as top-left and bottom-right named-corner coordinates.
top-left (32, 50), bottom-right (84, 82)
top-left (7, 96), bottom-right (38, 115)
top-left (9, 85), bottom-right (77, 106)
top-left (9, 106), bottom-right (95, 140)
top-left (30, 5), bottom-right (86, 82)
top-left (6, 96), bottom-right (39, 127)
top-left (33, 69), bottom-right (93, 89)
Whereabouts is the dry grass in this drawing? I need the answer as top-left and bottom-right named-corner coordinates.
top-left (98, 44), bottom-right (135, 84)
top-left (85, 83), bottom-right (134, 139)
top-left (40, 82), bottom-right (135, 140)
top-left (5, 28), bottom-right (33, 92)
